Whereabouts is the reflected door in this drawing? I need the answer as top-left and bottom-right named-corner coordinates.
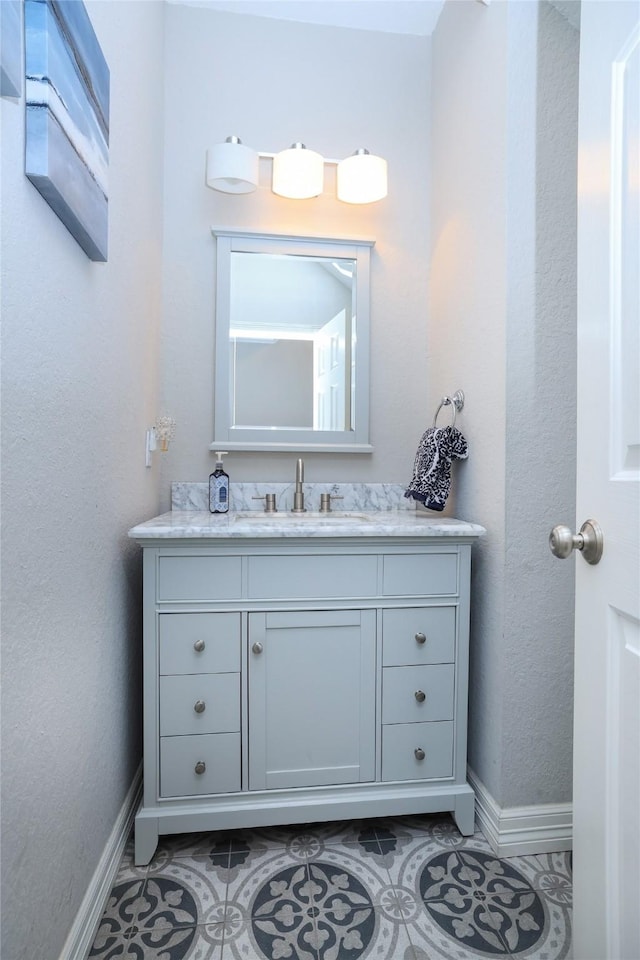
top-left (313, 309), bottom-right (349, 431)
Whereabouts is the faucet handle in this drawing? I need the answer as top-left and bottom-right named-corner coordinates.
top-left (319, 493), bottom-right (343, 513)
top-left (252, 494), bottom-right (278, 513)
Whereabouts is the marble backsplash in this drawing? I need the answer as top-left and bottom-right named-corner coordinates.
top-left (172, 481), bottom-right (416, 513)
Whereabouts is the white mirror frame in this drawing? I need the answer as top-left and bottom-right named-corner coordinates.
top-left (211, 228), bottom-right (375, 453)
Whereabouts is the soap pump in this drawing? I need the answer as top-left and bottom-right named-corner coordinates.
top-left (209, 451), bottom-right (230, 514)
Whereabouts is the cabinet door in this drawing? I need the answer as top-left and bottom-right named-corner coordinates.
top-left (248, 610), bottom-right (376, 790)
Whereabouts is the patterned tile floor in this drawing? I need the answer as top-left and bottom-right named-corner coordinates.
top-left (89, 815), bottom-right (572, 959)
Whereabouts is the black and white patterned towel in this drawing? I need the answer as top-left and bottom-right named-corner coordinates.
top-left (404, 426), bottom-right (468, 511)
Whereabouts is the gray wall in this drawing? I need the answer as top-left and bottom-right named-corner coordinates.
top-left (158, 5), bottom-right (432, 500)
top-left (0, 2), bottom-right (165, 957)
top-left (235, 340), bottom-right (313, 427)
top-left (429, 0), bottom-right (579, 806)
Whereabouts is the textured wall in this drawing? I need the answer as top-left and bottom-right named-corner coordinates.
top-left (429, 0), bottom-right (510, 802)
top-left (0, 3), bottom-right (165, 957)
top-left (502, 0), bottom-right (578, 805)
top-left (158, 6), bottom-right (432, 504)
top-left (430, 0), bottom-right (578, 807)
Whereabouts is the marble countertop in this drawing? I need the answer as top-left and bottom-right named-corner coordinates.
top-left (128, 510), bottom-right (486, 540)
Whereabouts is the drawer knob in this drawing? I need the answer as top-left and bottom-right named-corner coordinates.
top-left (194, 700), bottom-right (206, 714)
top-left (415, 690), bottom-right (426, 703)
top-left (414, 747), bottom-right (426, 761)
top-left (194, 761), bottom-right (206, 775)
top-left (252, 642), bottom-right (264, 655)
top-left (193, 639), bottom-right (206, 652)
top-left (415, 632), bottom-right (427, 645)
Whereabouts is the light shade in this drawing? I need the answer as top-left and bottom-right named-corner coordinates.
top-left (337, 149), bottom-right (388, 204)
top-left (206, 136), bottom-right (259, 194)
top-left (272, 142), bottom-right (324, 199)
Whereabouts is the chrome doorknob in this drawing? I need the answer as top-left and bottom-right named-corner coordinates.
top-left (252, 642), bottom-right (263, 655)
top-left (549, 519), bottom-right (603, 565)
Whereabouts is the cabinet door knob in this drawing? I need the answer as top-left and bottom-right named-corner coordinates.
top-left (194, 700), bottom-right (206, 713)
top-left (414, 747), bottom-right (426, 761)
top-left (252, 642), bottom-right (264, 655)
top-left (415, 690), bottom-right (426, 703)
top-left (193, 639), bottom-right (205, 652)
top-left (194, 761), bottom-right (206, 775)
top-left (415, 632), bottom-right (427, 645)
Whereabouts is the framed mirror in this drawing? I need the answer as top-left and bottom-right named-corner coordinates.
top-left (211, 229), bottom-right (374, 452)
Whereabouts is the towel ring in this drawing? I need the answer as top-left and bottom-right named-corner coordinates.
top-left (433, 390), bottom-right (465, 429)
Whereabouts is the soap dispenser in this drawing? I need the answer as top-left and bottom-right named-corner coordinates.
top-left (209, 451), bottom-right (230, 514)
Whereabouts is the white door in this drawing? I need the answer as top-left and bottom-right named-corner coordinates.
top-left (571, 4), bottom-right (640, 958)
top-left (313, 309), bottom-right (348, 430)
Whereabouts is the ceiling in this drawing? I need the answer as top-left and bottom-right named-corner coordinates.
top-left (168, 0), bottom-right (448, 36)
top-left (168, 1), bottom-right (580, 40)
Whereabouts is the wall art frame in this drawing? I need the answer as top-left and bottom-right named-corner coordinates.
top-left (24, 0), bottom-right (110, 261)
top-left (1, 0), bottom-right (22, 99)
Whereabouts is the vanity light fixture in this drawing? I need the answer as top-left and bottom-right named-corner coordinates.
top-left (206, 136), bottom-right (259, 194)
top-left (205, 135), bottom-right (387, 204)
top-left (272, 142), bottom-right (324, 199)
top-left (337, 149), bottom-right (388, 204)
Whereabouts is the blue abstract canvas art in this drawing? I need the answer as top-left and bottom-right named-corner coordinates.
top-left (1, 0), bottom-right (22, 99)
top-left (24, 0), bottom-right (109, 261)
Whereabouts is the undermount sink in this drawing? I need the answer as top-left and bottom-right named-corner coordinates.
top-left (231, 511), bottom-right (371, 522)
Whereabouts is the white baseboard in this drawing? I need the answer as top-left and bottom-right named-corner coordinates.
top-left (468, 767), bottom-right (573, 858)
top-left (58, 763), bottom-right (142, 960)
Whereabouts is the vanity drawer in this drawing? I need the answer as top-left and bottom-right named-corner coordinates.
top-left (382, 607), bottom-right (456, 666)
top-left (247, 554), bottom-right (377, 599)
top-left (159, 613), bottom-right (240, 675)
top-left (381, 721), bottom-right (454, 782)
top-left (158, 556), bottom-right (242, 601)
top-left (382, 553), bottom-right (458, 597)
top-left (160, 733), bottom-right (241, 797)
top-left (382, 664), bottom-right (454, 724)
top-left (160, 674), bottom-right (240, 736)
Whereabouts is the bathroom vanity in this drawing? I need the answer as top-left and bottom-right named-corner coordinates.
top-left (129, 499), bottom-right (484, 865)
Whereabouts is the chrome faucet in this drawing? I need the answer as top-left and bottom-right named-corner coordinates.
top-left (292, 458), bottom-right (306, 513)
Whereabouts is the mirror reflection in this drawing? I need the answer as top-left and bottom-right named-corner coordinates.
top-left (212, 230), bottom-right (374, 452)
top-left (230, 252), bottom-right (356, 431)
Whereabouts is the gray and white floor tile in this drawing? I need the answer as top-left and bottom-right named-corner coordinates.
top-left (90, 816), bottom-right (572, 959)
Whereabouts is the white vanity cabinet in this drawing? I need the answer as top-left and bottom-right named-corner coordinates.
top-left (131, 520), bottom-right (482, 866)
